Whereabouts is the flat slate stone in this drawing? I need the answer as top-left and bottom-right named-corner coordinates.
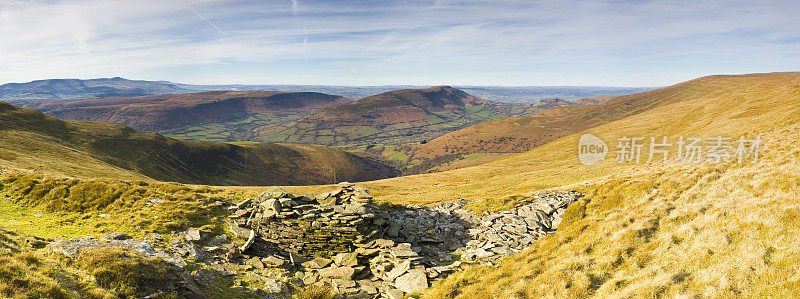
top-left (319, 266), bottom-right (355, 279)
top-left (394, 269), bottom-right (428, 293)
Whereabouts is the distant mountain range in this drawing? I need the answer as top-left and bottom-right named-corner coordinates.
top-left (0, 77), bottom-right (191, 100)
top-left (0, 77), bottom-right (653, 104)
top-left (171, 83), bottom-right (654, 104)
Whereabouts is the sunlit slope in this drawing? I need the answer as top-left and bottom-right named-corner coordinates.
top-left (0, 102), bottom-right (394, 185)
top-left (412, 72), bottom-right (800, 160)
top-left (422, 115), bottom-right (800, 298)
top-left (278, 72), bottom-right (800, 205)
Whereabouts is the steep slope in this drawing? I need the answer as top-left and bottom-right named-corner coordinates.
top-left (411, 73), bottom-right (798, 161)
top-left (0, 102), bottom-right (395, 185)
top-left (277, 72), bottom-right (800, 204)
top-left (420, 82), bottom-right (800, 298)
top-left (257, 86), bottom-right (573, 147)
top-left (254, 71), bottom-right (800, 298)
top-left (0, 77), bottom-right (190, 100)
top-left (12, 90), bottom-right (352, 140)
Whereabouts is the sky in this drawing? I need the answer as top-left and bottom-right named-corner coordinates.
top-left (1, 0), bottom-right (799, 86)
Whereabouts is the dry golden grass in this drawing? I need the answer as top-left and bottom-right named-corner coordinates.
top-left (423, 123), bottom-right (800, 298)
top-left (266, 72), bottom-right (800, 209)
top-left (2, 72), bottom-right (800, 298)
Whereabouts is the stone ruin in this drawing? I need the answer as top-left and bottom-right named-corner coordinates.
top-left (229, 184), bottom-right (380, 258)
top-left (45, 182), bottom-right (583, 298)
top-left (224, 183), bottom-right (584, 298)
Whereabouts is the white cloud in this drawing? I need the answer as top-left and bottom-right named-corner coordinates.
top-left (0, 0), bottom-right (798, 85)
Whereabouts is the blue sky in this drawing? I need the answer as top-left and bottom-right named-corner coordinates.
top-left (1, 0), bottom-right (798, 86)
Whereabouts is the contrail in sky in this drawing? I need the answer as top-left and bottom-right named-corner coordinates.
top-left (188, 5), bottom-right (228, 36)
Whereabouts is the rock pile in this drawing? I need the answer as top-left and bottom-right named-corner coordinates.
top-left (228, 183), bottom-right (382, 257)
top-left (228, 182), bottom-right (448, 297)
top-left (45, 183), bottom-right (582, 298)
top-left (458, 191), bottom-right (583, 263)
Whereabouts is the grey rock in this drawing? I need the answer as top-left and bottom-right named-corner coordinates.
top-left (386, 259), bottom-right (411, 281)
top-left (333, 252), bottom-right (359, 267)
top-left (289, 252), bottom-right (307, 265)
top-left (319, 266), bottom-right (355, 279)
top-left (186, 229), bottom-right (203, 242)
top-left (102, 232), bottom-right (130, 241)
top-left (239, 230), bottom-right (256, 252)
top-left (394, 269), bottom-right (428, 293)
top-left (386, 288), bottom-right (405, 299)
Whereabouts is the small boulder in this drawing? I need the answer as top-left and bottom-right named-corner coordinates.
top-left (319, 266), bottom-right (355, 279)
top-left (101, 232), bottom-right (130, 241)
top-left (289, 252), bottom-right (307, 265)
top-left (333, 252), bottom-right (359, 267)
top-left (186, 229), bottom-right (203, 242)
top-left (263, 255), bottom-right (286, 267)
top-left (301, 257), bottom-right (332, 269)
top-left (394, 269), bottom-right (428, 293)
top-left (386, 288), bottom-right (405, 299)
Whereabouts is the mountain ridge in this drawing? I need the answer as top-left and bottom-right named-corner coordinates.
top-left (13, 90), bottom-right (352, 132)
top-left (0, 77), bottom-right (190, 100)
top-left (257, 86), bottom-right (574, 148)
top-left (0, 101), bottom-right (395, 185)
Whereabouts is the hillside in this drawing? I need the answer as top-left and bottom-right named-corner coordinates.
top-left (276, 72), bottom-right (800, 204)
top-left (11, 90), bottom-right (352, 142)
top-left (1, 72), bottom-right (799, 298)
top-left (261, 72), bottom-right (800, 297)
top-left (419, 75), bottom-right (800, 298)
top-left (0, 77), bottom-right (190, 100)
top-left (0, 102), bottom-right (395, 185)
top-left (411, 73), bottom-right (790, 161)
top-left (257, 86), bottom-right (574, 147)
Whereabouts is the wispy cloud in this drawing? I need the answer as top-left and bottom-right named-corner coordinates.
top-left (0, 0), bottom-right (798, 86)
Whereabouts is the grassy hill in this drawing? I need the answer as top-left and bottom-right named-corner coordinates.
top-left (0, 102), bottom-right (395, 185)
top-left (257, 86), bottom-right (574, 148)
top-left (272, 72), bottom-right (800, 205)
top-left (232, 71), bottom-right (800, 298)
top-left (411, 73), bottom-right (796, 162)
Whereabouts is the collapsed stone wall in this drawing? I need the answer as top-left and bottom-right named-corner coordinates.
top-left (227, 183), bottom-right (583, 297)
top-left (229, 184), bottom-right (380, 257)
top-left (46, 183), bottom-right (583, 298)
